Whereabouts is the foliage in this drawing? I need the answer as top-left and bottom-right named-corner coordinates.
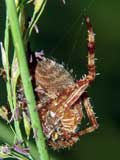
top-left (0, 0), bottom-right (49, 160)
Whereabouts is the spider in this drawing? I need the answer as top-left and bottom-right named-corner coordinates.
top-left (29, 16), bottom-right (99, 149)
top-left (17, 16), bottom-right (99, 149)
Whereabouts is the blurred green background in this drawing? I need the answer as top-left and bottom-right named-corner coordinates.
top-left (0, 0), bottom-right (120, 160)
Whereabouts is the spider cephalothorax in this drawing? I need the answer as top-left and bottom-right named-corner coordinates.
top-left (17, 17), bottom-right (99, 149)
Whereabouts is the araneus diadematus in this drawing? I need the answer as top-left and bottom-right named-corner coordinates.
top-left (17, 16), bottom-right (99, 149)
top-left (32, 16), bottom-right (99, 149)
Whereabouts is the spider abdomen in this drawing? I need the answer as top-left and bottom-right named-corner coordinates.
top-left (34, 58), bottom-right (75, 106)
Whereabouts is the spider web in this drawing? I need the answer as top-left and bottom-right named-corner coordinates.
top-left (49, 0), bottom-right (96, 65)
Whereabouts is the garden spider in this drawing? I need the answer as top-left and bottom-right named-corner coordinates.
top-left (30, 16), bottom-right (99, 149)
top-left (18, 16), bottom-right (99, 149)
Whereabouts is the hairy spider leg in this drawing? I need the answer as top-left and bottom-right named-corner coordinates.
top-left (62, 17), bottom-right (98, 134)
top-left (73, 92), bottom-right (99, 136)
top-left (86, 16), bottom-right (96, 83)
top-left (77, 16), bottom-right (96, 86)
top-left (68, 17), bottom-right (98, 135)
top-left (63, 16), bottom-right (96, 108)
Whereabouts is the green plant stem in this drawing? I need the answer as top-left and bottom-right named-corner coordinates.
top-left (27, 0), bottom-right (47, 39)
top-left (4, 12), bottom-right (23, 141)
top-left (0, 121), bottom-right (39, 160)
top-left (24, 0), bottom-right (47, 44)
top-left (5, 1), bottom-right (49, 160)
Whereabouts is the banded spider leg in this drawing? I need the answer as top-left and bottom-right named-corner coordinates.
top-left (64, 16), bottom-right (98, 135)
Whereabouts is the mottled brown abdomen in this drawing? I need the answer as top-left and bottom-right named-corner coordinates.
top-left (34, 58), bottom-right (75, 106)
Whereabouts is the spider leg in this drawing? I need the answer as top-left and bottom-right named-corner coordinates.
top-left (77, 16), bottom-right (96, 86)
top-left (62, 17), bottom-right (96, 109)
top-left (74, 92), bottom-right (99, 136)
top-left (64, 83), bottom-right (89, 107)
